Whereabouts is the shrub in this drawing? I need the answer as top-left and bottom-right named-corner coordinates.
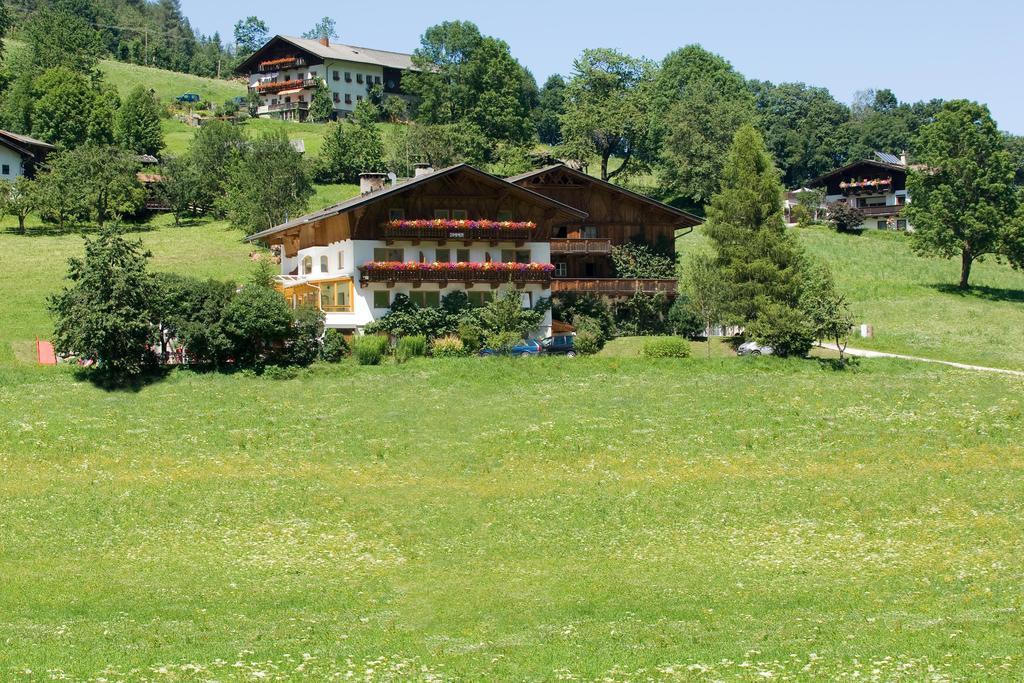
top-left (614, 291), bottom-right (671, 336)
top-left (484, 330), bottom-right (521, 354)
top-left (552, 292), bottom-right (614, 340)
top-left (641, 336), bottom-right (691, 358)
top-left (430, 335), bottom-right (466, 357)
top-left (395, 335), bottom-right (427, 363)
top-left (262, 364), bottom-right (301, 380)
top-left (826, 202), bottom-right (864, 233)
top-left (667, 294), bottom-right (704, 338)
top-left (353, 334), bottom-right (389, 366)
top-left (610, 241), bottom-right (676, 278)
top-left (284, 306), bottom-right (324, 367)
top-left (747, 302), bottom-right (816, 358)
top-left (321, 328), bottom-right (349, 362)
top-left (458, 318), bottom-right (485, 352)
top-left (574, 332), bottom-right (602, 355)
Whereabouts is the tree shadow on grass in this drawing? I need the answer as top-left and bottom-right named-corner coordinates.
top-left (814, 356), bottom-right (860, 372)
top-left (930, 283), bottom-right (1024, 303)
top-left (72, 365), bottom-right (172, 392)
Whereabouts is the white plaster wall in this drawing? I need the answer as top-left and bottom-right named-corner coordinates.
top-left (0, 146), bottom-right (24, 179)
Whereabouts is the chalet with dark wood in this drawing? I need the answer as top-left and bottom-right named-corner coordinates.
top-left (234, 35), bottom-right (414, 121)
top-left (506, 164), bottom-right (702, 297)
top-left (245, 164), bottom-right (585, 334)
top-left (809, 151), bottom-right (911, 230)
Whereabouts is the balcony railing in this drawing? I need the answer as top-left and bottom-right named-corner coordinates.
top-left (255, 78), bottom-right (317, 94)
top-left (381, 224), bottom-right (534, 244)
top-left (551, 278), bottom-right (677, 296)
top-left (258, 56), bottom-right (307, 72)
top-left (550, 238), bottom-right (613, 255)
top-left (857, 204), bottom-right (903, 216)
top-left (360, 263), bottom-right (552, 287)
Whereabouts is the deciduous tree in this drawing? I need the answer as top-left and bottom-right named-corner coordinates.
top-left (116, 86), bottom-right (165, 156)
top-left (904, 100), bottom-right (1021, 288)
top-left (221, 130), bottom-right (313, 234)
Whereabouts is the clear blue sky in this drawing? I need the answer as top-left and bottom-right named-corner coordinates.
top-left (181, 0), bottom-right (1024, 134)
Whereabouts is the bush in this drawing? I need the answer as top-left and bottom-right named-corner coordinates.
top-left (614, 291), bottom-right (671, 336)
top-left (321, 328), bottom-right (349, 362)
top-left (262, 364), bottom-right (301, 380)
top-left (430, 335), bottom-right (466, 357)
top-left (748, 303), bottom-right (816, 358)
top-left (667, 294), bottom-right (704, 338)
top-left (641, 336), bottom-right (691, 358)
top-left (458, 318), bottom-right (485, 352)
top-left (574, 332), bottom-right (602, 355)
top-left (484, 330), bottom-right (521, 354)
top-left (395, 335), bottom-right (427, 363)
top-left (826, 202), bottom-right (864, 233)
top-left (553, 293), bottom-right (615, 340)
top-left (353, 334), bottom-right (389, 365)
top-left (284, 306), bottom-right (324, 367)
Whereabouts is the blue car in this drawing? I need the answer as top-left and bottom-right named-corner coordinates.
top-left (479, 339), bottom-right (542, 357)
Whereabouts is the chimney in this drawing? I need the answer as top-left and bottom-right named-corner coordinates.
top-left (413, 162), bottom-right (433, 178)
top-left (899, 150), bottom-right (908, 166)
top-left (318, 36), bottom-right (329, 47)
top-left (359, 172), bottom-right (387, 195)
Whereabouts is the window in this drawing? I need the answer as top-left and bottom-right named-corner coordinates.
top-left (436, 248), bottom-right (451, 263)
top-left (320, 255), bottom-right (328, 273)
top-left (302, 256), bottom-right (313, 275)
top-left (1, 164), bottom-right (9, 175)
top-left (357, 73), bottom-right (364, 84)
top-left (484, 252), bottom-right (492, 263)
top-left (877, 220), bottom-right (887, 229)
top-left (373, 247), bottom-right (404, 262)
top-left (356, 95), bottom-right (363, 102)
top-left (333, 92), bottom-right (340, 103)
top-left (374, 75), bottom-right (382, 84)
top-left (496, 210), bottom-right (513, 221)
top-left (345, 72), bottom-right (352, 82)
top-left (501, 249), bottom-right (530, 263)
top-left (456, 248), bottom-right (470, 262)
top-left (388, 207), bottom-right (405, 221)
top-left (298, 95), bottom-right (305, 102)
top-left (897, 219), bottom-right (908, 230)
top-left (337, 251), bottom-right (345, 269)
top-left (468, 291), bottom-right (494, 307)
top-left (333, 70), bottom-right (340, 81)
top-left (434, 209), bottom-right (450, 219)
top-left (582, 226), bottom-right (598, 238)
top-left (451, 209), bottom-right (468, 220)
top-left (555, 262), bottom-right (568, 277)
top-left (373, 291), bottom-right (390, 309)
top-left (418, 251), bottom-right (426, 263)
top-left (344, 94), bottom-right (352, 105)
top-left (409, 291), bottom-right (440, 308)
top-left (319, 281), bottom-right (353, 312)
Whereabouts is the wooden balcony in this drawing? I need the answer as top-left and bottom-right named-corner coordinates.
top-left (551, 278), bottom-right (677, 296)
top-left (255, 78), bottom-right (317, 94)
top-left (258, 56), bottom-right (307, 72)
top-left (550, 238), bottom-right (613, 255)
top-left (381, 224), bottom-right (533, 245)
top-left (360, 265), bottom-right (552, 288)
top-left (857, 204), bottom-right (903, 216)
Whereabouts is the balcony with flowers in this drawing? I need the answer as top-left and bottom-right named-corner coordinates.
top-left (254, 78), bottom-right (317, 94)
top-left (381, 218), bottom-right (538, 245)
top-left (839, 177), bottom-right (893, 195)
top-left (359, 260), bottom-right (554, 287)
top-left (258, 56), bottom-right (307, 72)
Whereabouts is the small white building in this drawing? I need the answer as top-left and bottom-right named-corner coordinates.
top-left (809, 151), bottom-right (911, 231)
top-left (234, 35), bottom-right (414, 121)
top-left (245, 164), bottom-right (587, 336)
top-left (0, 130), bottom-right (55, 180)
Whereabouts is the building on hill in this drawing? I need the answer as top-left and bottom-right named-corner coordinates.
top-left (234, 35), bottom-right (414, 121)
top-left (0, 130), bottom-right (55, 180)
top-left (506, 164), bottom-right (702, 297)
top-left (245, 164), bottom-right (587, 335)
top-left (809, 151), bottom-right (912, 230)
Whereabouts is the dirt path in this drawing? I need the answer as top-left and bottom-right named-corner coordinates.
top-left (818, 343), bottom-right (1024, 378)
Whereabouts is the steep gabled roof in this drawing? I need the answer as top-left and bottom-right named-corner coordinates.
top-left (245, 164), bottom-right (588, 244)
top-left (506, 163), bottom-right (703, 227)
top-left (0, 129), bottom-right (55, 159)
top-left (809, 159), bottom-right (907, 187)
top-left (235, 35), bottom-right (414, 75)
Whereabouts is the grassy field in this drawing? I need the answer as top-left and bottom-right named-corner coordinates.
top-left (678, 226), bottom-right (1024, 371)
top-left (2, 357), bottom-right (1023, 680)
top-left (99, 58), bottom-right (246, 105)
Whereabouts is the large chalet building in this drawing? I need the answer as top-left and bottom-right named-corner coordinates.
top-left (234, 35), bottom-right (414, 121)
top-left (0, 129), bottom-right (54, 180)
top-left (809, 151), bottom-right (911, 230)
top-left (246, 164), bottom-right (701, 336)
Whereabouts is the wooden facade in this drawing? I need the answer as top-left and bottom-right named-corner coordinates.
top-left (508, 164), bottom-right (701, 288)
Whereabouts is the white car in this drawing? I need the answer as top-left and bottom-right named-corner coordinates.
top-left (737, 340), bottom-right (774, 356)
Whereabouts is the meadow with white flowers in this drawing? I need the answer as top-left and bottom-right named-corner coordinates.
top-left (2, 354), bottom-right (1023, 681)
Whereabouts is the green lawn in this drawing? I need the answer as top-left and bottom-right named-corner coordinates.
top-left (1, 357), bottom-right (1023, 680)
top-left (678, 226), bottom-right (1024, 371)
top-left (99, 58), bottom-right (246, 105)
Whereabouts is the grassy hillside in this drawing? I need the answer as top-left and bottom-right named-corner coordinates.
top-left (100, 58), bottom-right (246, 105)
top-left (2, 356), bottom-right (1023, 679)
top-left (679, 226), bottom-right (1024, 370)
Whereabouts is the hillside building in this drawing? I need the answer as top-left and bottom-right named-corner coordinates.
top-left (0, 130), bottom-right (55, 180)
top-left (809, 151), bottom-right (912, 230)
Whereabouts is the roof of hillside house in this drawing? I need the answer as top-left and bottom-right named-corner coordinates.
top-left (235, 35), bottom-right (415, 75)
top-left (874, 151), bottom-right (904, 166)
top-left (808, 158), bottom-right (908, 187)
top-left (245, 164), bottom-right (588, 244)
top-left (0, 130), bottom-right (55, 158)
top-left (506, 163), bottom-right (703, 227)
